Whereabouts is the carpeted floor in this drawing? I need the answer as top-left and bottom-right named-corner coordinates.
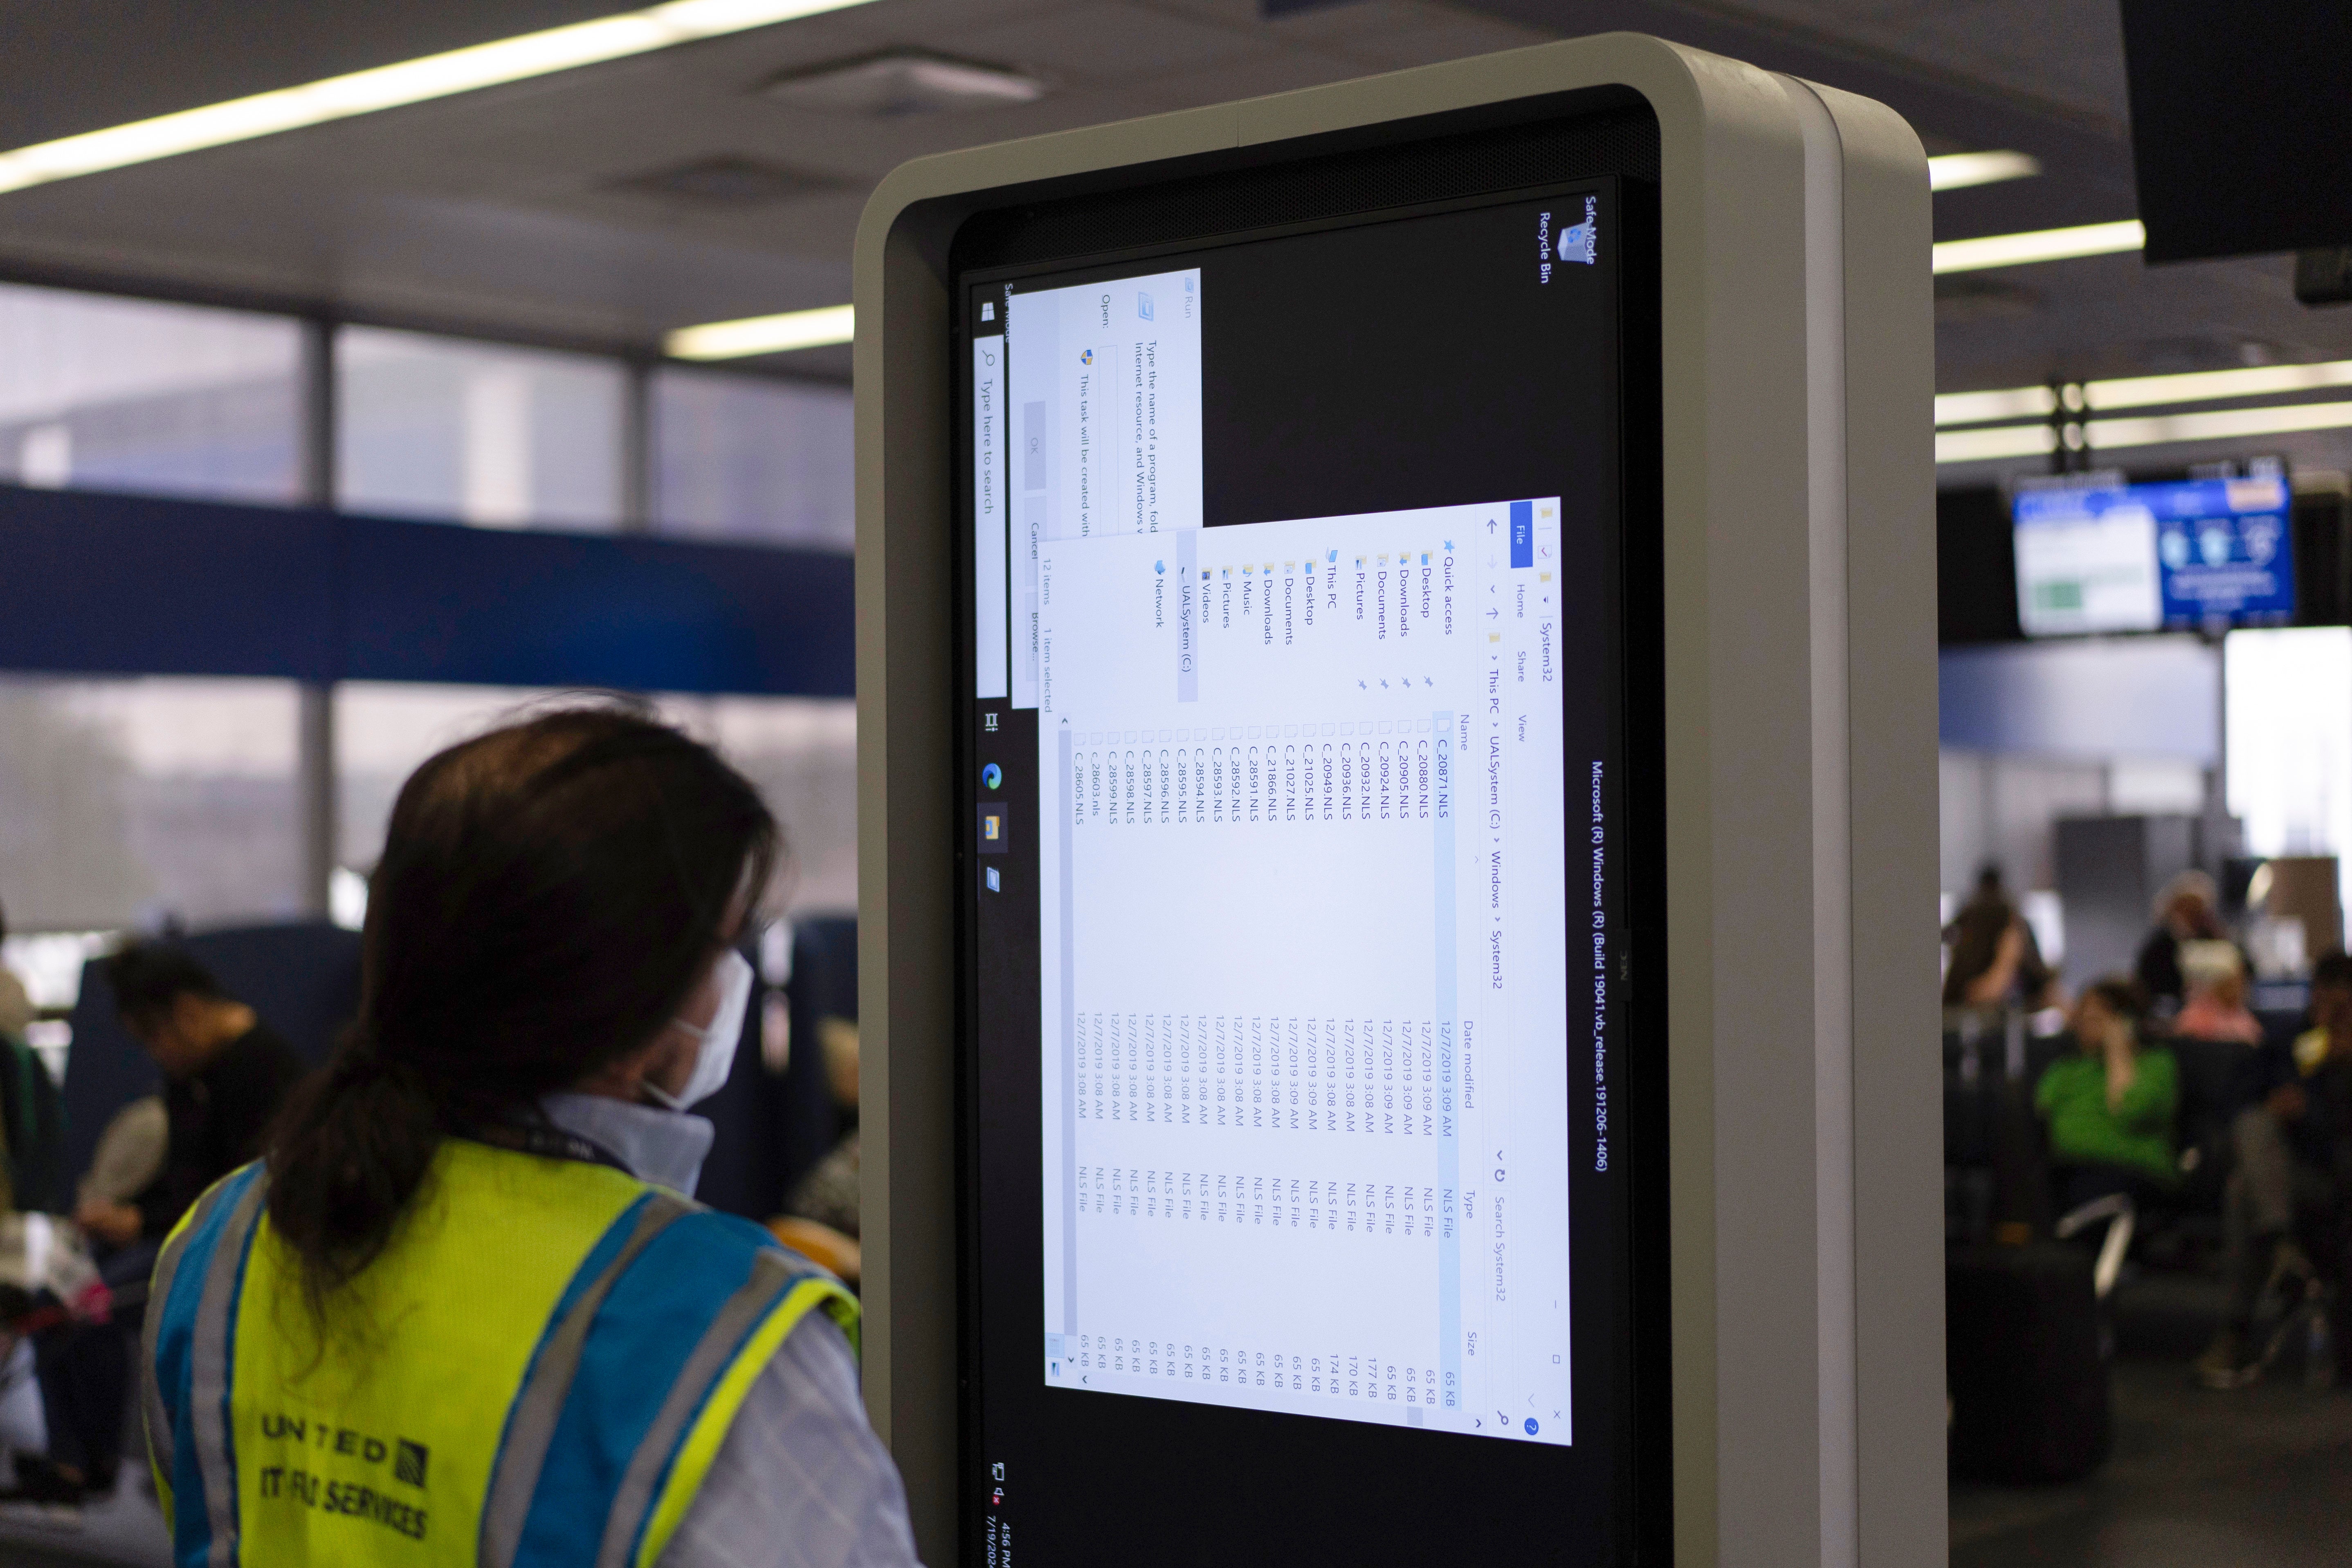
top-left (1953, 1356), bottom-right (2352, 1568)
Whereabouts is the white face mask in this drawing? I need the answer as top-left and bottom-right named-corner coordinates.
top-left (644, 949), bottom-right (755, 1112)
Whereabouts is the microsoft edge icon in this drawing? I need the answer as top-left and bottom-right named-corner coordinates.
top-left (982, 763), bottom-right (1002, 790)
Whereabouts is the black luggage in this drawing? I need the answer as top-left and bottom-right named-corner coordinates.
top-left (1946, 1242), bottom-right (2112, 1483)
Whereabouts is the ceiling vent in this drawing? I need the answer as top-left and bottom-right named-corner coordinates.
top-left (608, 156), bottom-right (844, 207)
top-left (763, 51), bottom-right (1047, 117)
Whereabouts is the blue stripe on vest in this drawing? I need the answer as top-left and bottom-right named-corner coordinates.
top-left (617, 1225), bottom-right (809, 1568)
top-left (486, 1189), bottom-right (659, 1475)
top-left (512, 1211), bottom-right (783, 1566)
top-left (154, 1164), bottom-right (266, 1568)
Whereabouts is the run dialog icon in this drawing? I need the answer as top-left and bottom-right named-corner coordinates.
top-left (1138, 291), bottom-right (1154, 321)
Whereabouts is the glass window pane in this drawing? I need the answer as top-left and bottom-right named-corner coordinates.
top-left (335, 687), bottom-right (854, 915)
top-left (338, 328), bottom-right (625, 530)
top-left (653, 368), bottom-right (852, 550)
top-left (0, 283), bottom-right (301, 505)
top-left (677, 695), bottom-right (858, 914)
top-left (0, 675), bottom-right (302, 932)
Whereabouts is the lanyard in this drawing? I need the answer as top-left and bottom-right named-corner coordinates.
top-left (466, 1121), bottom-right (634, 1176)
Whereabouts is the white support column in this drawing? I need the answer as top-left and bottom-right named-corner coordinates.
top-left (299, 318), bottom-right (339, 919)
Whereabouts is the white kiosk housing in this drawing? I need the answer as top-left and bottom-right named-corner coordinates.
top-left (854, 32), bottom-right (1938, 1567)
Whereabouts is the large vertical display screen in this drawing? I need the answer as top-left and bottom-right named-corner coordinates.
top-left (959, 163), bottom-right (1658, 1566)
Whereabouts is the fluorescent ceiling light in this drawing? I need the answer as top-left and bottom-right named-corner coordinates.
top-left (1932, 219), bottom-right (2144, 274)
top-left (0, 0), bottom-right (879, 196)
top-left (2087, 398), bottom-right (2352, 450)
top-left (667, 303), bottom-right (854, 359)
top-left (1937, 357), bottom-right (2352, 427)
top-left (1935, 424), bottom-right (2059, 464)
top-left (2086, 358), bottom-right (2352, 411)
top-left (1934, 394), bottom-right (2352, 461)
top-left (1926, 150), bottom-right (2042, 192)
top-left (767, 52), bottom-right (1048, 115)
top-left (1935, 385), bottom-right (2058, 427)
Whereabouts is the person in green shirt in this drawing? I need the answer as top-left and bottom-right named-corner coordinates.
top-left (2035, 975), bottom-right (2180, 1211)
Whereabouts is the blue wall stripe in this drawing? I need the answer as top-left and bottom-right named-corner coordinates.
top-left (0, 485), bottom-right (852, 698)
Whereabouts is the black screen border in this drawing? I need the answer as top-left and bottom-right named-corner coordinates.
top-left (946, 119), bottom-right (1669, 1568)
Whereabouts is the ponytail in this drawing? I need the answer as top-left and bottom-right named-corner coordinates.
top-left (263, 705), bottom-right (778, 1307)
top-left (267, 1028), bottom-right (448, 1299)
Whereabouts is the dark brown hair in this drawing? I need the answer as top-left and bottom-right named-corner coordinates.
top-left (106, 943), bottom-right (230, 1027)
top-left (266, 706), bottom-right (778, 1300)
top-left (2080, 974), bottom-right (2149, 1025)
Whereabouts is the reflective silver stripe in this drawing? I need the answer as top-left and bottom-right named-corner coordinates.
top-left (593, 1250), bottom-right (795, 1568)
top-left (479, 1195), bottom-right (692, 1568)
top-left (189, 1178), bottom-right (269, 1568)
top-left (140, 1177), bottom-right (239, 1487)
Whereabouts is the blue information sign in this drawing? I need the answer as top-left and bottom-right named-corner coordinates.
top-left (2013, 475), bottom-right (2294, 636)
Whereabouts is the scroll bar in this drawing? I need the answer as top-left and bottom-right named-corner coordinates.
top-left (1059, 722), bottom-right (1079, 1332)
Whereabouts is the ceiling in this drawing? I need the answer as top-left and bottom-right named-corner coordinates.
top-left (0, 0), bottom-right (2345, 459)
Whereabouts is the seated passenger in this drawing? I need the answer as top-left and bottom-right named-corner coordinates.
top-left (2173, 940), bottom-right (2264, 1046)
top-left (2198, 950), bottom-right (2352, 1388)
top-left (2035, 977), bottom-right (2179, 1212)
top-left (8, 946), bottom-right (306, 1512)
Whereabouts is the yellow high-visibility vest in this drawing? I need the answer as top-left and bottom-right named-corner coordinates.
top-left (145, 1139), bottom-right (856, 1567)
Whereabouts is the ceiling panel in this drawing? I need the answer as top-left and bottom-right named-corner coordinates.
top-left (0, 0), bottom-right (2339, 410)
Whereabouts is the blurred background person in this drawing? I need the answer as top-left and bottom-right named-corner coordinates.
top-left (85, 945), bottom-right (305, 1249)
top-left (2136, 870), bottom-right (2228, 1017)
top-left (2035, 977), bottom-right (2179, 1213)
top-left (8, 946), bottom-right (304, 1510)
top-left (775, 1015), bottom-right (863, 1283)
top-left (1944, 865), bottom-right (2059, 1013)
top-left (2199, 950), bottom-right (2352, 1388)
top-left (0, 898), bottom-right (63, 1217)
top-left (0, 900), bottom-right (28, 1047)
top-left (2172, 939), bottom-right (2265, 1046)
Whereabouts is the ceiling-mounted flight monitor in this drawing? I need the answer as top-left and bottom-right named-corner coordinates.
top-left (2014, 474), bottom-right (2297, 638)
top-left (2121, 0), bottom-right (2352, 264)
top-left (957, 142), bottom-right (1660, 1566)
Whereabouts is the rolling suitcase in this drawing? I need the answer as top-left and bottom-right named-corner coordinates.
top-left (1946, 1242), bottom-right (2112, 1483)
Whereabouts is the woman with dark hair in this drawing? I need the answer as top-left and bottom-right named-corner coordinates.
top-left (140, 708), bottom-right (918, 1566)
top-left (2035, 975), bottom-right (2181, 1211)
